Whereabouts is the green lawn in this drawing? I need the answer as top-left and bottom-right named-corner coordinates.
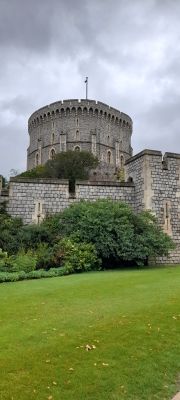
top-left (0, 268), bottom-right (180, 400)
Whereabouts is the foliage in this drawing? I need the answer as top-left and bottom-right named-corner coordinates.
top-left (46, 200), bottom-right (174, 266)
top-left (17, 224), bottom-right (54, 251)
top-left (1, 175), bottom-right (7, 188)
top-left (52, 238), bottom-right (101, 273)
top-left (0, 211), bottom-right (23, 254)
top-left (0, 249), bottom-right (37, 273)
top-left (0, 248), bottom-right (9, 270)
top-left (19, 151), bottom-right (99, 192)
top-left (35, 243), bottom-right (54, 270)
top-left (0, 267), bottom-right (65, 283)
top-left (19, 165), bottom-right (46, 178)
top-left (11, 251), bottom-right (37, 273)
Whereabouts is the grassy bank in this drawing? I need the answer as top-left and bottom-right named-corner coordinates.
top-left (0, 267), bottom-right (180, 399)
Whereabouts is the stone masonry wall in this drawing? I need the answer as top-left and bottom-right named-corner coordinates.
top-left (6, 179), bottom-right (70, 224)
top-left (125, 150), bottom-right (180, 264)
top-left (4, 178), bottom-right (135, 225)
top-left (76, 181), bottom-right (135, 205)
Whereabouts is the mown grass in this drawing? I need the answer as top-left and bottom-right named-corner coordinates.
top-left (0, 267), bottom-right (180, 400)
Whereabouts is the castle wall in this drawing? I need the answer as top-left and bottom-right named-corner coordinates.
top-left (125, 150), bottom-right (180, 263)
top-left (4, 178), bottom-right (135, 225)
top-left (2, 148), bottom-right (180, 264)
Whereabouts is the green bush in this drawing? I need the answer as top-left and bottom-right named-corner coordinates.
top-left (0, 248), bottom-right (9, 271)
top-left (0, 268), bottom-right (65, 283)
top-left (46, 200), bottom-right (174, 267)
top-left (11, 251), bottom-right (37, 273)
top-left (53, 238), bottom-right (101, 274)
top-left (0, 249), bottom-right (37, 273)
top-left (0, 271), bottom-right (27, 283)
top-left (35, 243), bottom-right (54, 270)
top-left (17, 224), bottom-right (54, 251)
top-left (0, 212), bottom-right (23, 254)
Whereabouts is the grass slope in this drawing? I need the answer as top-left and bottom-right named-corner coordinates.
top-left (0, 268), bottom-right (180, 400)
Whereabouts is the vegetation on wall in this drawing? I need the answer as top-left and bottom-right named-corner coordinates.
top-left (19, 150), bottom-right (99, 191)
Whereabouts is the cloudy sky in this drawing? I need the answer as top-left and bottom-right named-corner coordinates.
top-left (0, 0), bottom-right (180, 177)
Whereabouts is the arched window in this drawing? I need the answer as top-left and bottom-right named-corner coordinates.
top-left (51, 132), bottom-right (55, 144)
top-left (77, 107), bottom-right (82, 116)
top-left (71, 107), bottom-right (76, 116)
top-left (107, 150), bottom-right (111, 164)
top-left (74, 146), bottom-right (80, 151)
top-left (35, 152), bottom-right (39, 166)
top-left (50, 148), bottom-right (56, 160)
top-left (83, 107), bottom-right (87, 115)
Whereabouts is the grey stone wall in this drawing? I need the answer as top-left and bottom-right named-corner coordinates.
top-left (27, 99), bottom-right (133, 179)
top-left (4, 178), bottom-right (135, 225)
top-left (125, 150), bottom-right (180, 264)
top-left (7, 178), bottom-right (70, 224)
top-left (76, 181), bottom-right (135, 206)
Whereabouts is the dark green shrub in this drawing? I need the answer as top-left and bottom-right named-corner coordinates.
top-left (0, 249), bottom-right (9, 271)
top-left (17, 224), bottom-right (54, 251)
top-left (0, 212), bottom-right (23, 254)
top-left (53, 238), bottom-right (101, 274)
top-left (0, 249), bottom-right (37, 273)
top-left (47, 200), bottom-right (174, 267)
top-left (11, 251), bottom-right (37, 273)
top-left (35, 243), bottom-right (54, 270)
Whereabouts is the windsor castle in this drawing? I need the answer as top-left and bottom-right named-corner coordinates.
top-left (1, 98), bottom-right (180, 264)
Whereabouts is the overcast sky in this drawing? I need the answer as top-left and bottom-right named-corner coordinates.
top-left (0, 0), bottom-right (180, 177)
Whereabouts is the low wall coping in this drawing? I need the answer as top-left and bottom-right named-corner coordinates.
top-left (75, 180), bottom-right (135, 187)
top-left (125, 149), bottom-right (162, 165)
top-left (9, 177), bottom-right (69, 185)
top-left (164, 152), bottom-right (180, 159)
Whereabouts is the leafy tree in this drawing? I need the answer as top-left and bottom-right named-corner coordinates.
top-left (43, 150), bottom-right (98, 191)
top-left (19, 151), bottom-right (99, 191)
top-left (43, 200), bottom-right (174, 267)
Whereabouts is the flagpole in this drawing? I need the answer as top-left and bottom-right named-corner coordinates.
top-left (85, 77), bottom-right (88, 99)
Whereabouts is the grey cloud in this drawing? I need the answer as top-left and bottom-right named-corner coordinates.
top-left (1, 0), bottom-right (180, 176)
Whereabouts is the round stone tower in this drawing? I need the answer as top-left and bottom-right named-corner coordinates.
top-left (27, 99), bottom-right (133, 180)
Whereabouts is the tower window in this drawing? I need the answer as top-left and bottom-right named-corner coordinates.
top-left (120, 155), bottom-right (124, 168)
top-left (35, 152), bottom-right (39, 166)
top-left (51, 132), bottom-right (55, 144)
top-left (107, 150), bottom-right (111, 164)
